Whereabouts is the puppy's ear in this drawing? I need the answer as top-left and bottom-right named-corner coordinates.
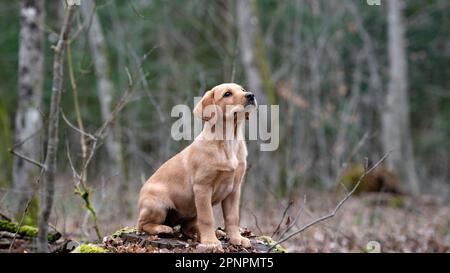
top-left (193, 90), bottom-right (215, 122)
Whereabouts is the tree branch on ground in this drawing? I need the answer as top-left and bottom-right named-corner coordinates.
top-left (267, 151), bottom-right (391, 252)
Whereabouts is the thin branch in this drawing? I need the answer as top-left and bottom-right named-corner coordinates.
top-left (94, 67), bottom-right (135, 140)
top-left (250, 211), bottom-right (263, 235)
top-left (278, 194), bottom-right (307, 239)
top-left (65, 141), bottom-right (80, 181)
top-left (9, 127), bottom-right (43, 151)
top-left (71, 66), bottom-right (136, 187)
top-left (272, 199), bottom-right (294, 238)
top-left (126, 0), bottom-right (149, 19)
top-left (8, 149), bottom-right (46, 170)
top-left (60, 110), bottom-right (96, 141)
top-left (267, 151), bottom-right (391, 252)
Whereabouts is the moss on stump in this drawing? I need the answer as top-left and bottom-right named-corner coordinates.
top-left (257, 235), bottom-right (287, 253)
top-left (72, 244), bottom-right (107, 253)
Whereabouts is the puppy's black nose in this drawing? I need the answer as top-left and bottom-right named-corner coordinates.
top-left (245, 92), bottom-right (255, 100)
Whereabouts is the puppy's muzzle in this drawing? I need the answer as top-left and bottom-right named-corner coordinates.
top-left (245, 92), bottom-right (256, 106)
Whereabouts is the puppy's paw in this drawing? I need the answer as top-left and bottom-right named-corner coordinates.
top-left (153, 225), bottom-right (174, 235)
top-left (140, 223), bottom-right (174, 236)
top-left (230, 235), bottom-right (252, 248)
top-left (197, 238), bottom-right (223, 253)
top-left (215, 229), bottom-right (227, 239)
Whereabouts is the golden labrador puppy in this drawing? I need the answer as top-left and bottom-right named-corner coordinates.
top-left (137, 83), bottom-right (256, 250)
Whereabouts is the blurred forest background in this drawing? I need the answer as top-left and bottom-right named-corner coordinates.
top-left (0, 0), bottom-right (449, 252)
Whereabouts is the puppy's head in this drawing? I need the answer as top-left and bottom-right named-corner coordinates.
top-left (193, 83), bottom-right (257, 123)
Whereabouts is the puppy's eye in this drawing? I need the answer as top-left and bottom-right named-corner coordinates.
top-left (223, 91), bottom-right (232, 98)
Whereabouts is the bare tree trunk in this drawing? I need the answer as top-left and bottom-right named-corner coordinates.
top-left (236, 0), bottom-right (267, 105)
top-left (12, 0), bottom-right (45, 217)
top-left (81, 1), bottom-right (122, 169)
top-left (38, 4), bottom-right (76, 253)
top-left (382, 0), bottom-right (420, 194)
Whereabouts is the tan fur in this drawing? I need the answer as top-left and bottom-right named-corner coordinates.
top-left (137, 83), bottom-right (256, 250)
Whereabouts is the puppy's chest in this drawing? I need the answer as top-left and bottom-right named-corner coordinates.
top-left (211, 171), bottom-right (237, 203)
top-left (217, 141), bottom-right (245, 171)
top-left (210, 141), bottom-right (247, 202)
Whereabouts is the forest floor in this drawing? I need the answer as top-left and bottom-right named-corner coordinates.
top-left (239, 189), bottom-right (450, 252)
top-left (1, 187), bottom-right (450, 253)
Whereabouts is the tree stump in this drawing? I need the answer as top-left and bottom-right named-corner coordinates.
top-left (102, 227), bottom-right (284, 253)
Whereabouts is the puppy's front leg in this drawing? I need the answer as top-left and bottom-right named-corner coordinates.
top-left (221, 182), bottom-right (251, 248)
top-left (193, 184), bottom-right (221, 248)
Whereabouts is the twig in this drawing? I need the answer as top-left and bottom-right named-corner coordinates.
top-left (60, 110), bottom-right (96, 141)
top-left (278, 194), bottom-right (307, 239)
top-left (9, 127), bottom-right (43, 151)
top-left (267, 151), bottom-right (391, 252)
top-left (250, 211), bottom-right (263, 235)
top-left (95, 67), bottom-right (135, 140)
top-left (65, 141), bottom-right (80, 180)
top-left (79, 67), bottom-right (135, 178)
top-left (126, 0), bottom-right (148, 19)
top-left (272, 199), bottom-right (294, 238)
top-left (8, 149), bottom-right (46, 170)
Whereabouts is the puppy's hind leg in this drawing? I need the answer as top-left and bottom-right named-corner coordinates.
top-left (137, 199), bottom-right (173, 235)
